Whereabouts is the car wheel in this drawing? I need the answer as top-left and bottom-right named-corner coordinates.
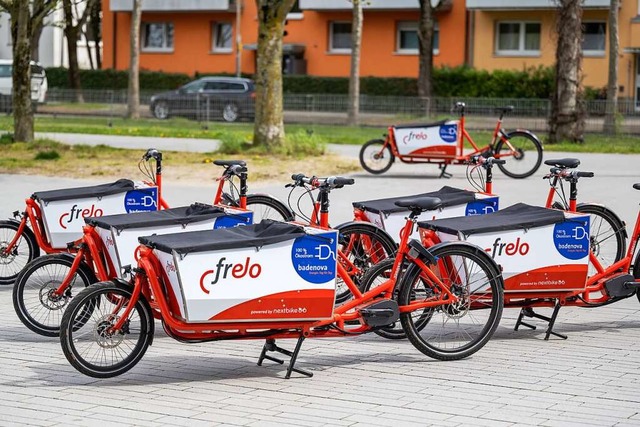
top-left (152, 101), bottom-right (170, 120)
top-left (222, 103), bottom-right (239, 122)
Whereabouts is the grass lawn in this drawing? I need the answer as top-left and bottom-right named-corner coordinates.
top-left (0, 115), bottom-right (638, 153)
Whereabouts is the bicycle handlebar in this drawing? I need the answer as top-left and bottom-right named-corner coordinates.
top-left (545, 168), bottom-right (594, 181)
top-left (142, 148), bottom-right (162, 161)
top-left (468, 155), bottom-right (506, 167)
top-left (289, 173), bottom-right (355, 189)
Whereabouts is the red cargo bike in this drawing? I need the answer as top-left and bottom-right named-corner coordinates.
top-left (359, 102), bottom-right (543, 179)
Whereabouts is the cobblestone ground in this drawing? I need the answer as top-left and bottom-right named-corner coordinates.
top-left (0, 149), bottom-right (639, 426)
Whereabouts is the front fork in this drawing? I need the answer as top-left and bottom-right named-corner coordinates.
top-left (2, 213), bottom-right (28, 256)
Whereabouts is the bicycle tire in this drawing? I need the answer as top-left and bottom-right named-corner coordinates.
top-left (495, 130), bottom-right (543, 179)
top-left (60, 280), bottom-right (154, 378)
top-left (398, 242), bottom-right (503, 361)
top-left (334, 222), bottom-right (397, 305)
top-left (359, 139), bottom-right (394, 175)
top-left (633, 251), bottom-right (640, 304)
top-left (13, 254), bottom-right (96, 337)
top-left (575, 203), bottom-right (627, 276)
top-left (0, 221), bottom-right (40, 286)
top-left (245, 194), bottom-right (295, 222)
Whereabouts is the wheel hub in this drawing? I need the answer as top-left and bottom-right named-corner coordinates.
top-left (590, 236), bottom-right (600, 257)
top-left (0, 242), bottom-right (16, 263)
top-left (94, 316), bottom-right (126, 348)
top-left (513, 148), bottom-right (525, 160)
top-left (442, 284), bottom-right (470, 319)
top-left (39, 281), bottom-right (69, 310)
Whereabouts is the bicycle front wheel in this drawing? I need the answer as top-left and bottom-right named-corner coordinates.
top-left (495, 131), bottom-right (543, 179)
top-left (359, 139), bottom-right (394, 175)
top-left (245, 194), bottom-right (295, 222)
top-left (13, 254), bottom-right (96, 337)
top-left (398, 243), bottom-right (503, 361)
top-left (335, 222), bottom-right (397, 305)
top-left (60, 281), bottom-right (154, 378)
top-left (575, 203), bottom-right (626, 276)
top-left (0, 221), bottom-right (40, 285)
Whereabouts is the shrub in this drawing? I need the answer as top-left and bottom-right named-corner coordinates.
top-left (45, 68), bottom-right (191, 91)
top-left (34, 150), bottom-right (61, 160)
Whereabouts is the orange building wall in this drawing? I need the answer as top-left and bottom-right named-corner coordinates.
top-left (101, 0), bottom-right (467, 78)
top-left (470, 5), bottom-right (639, 98)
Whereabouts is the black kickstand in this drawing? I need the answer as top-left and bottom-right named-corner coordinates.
top-left (257, 336), bottom-right (313, 379)
top-left (438, 164), bottom-right (452, 179)
top-left (514, 302), bottom-right (567, 340)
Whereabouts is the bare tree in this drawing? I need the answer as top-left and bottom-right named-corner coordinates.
top-left (127, 0), bottom-right (142, 119)
top-left (417, 0), bottom-right (436, 102)
top-left (89, 0), bottom-right (102, 69)
top-left (549, 0), bottom-right (585, 143)
top-left (0, 0), bottom-right (59, 142)
top-left (63, 0), bottom-right (98, 103)
top-left (30, 0), bottom-right (48, 62)
top-left (347, 0), bottom-right (363, 126)
top-left (253, 0), bottom-right (296, 148)
top-left (603, 0), bottom-right (619, 134)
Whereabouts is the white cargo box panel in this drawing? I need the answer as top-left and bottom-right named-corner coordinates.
top-left (392, 120), bottom-right (459, 157)
top-left (353, 186), bottom-right (499, 242)
top-left (139, 220), bottom-right (338, 323)
top-left (33, 179), bottom-right (158, 248)
top-left (419, 204), bottom-right (590, 293)
top-left (87, 203), bottom-right (253, 278)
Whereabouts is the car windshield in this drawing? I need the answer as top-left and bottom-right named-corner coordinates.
top-left (181, 80), bottom-right (205, 93)
top-left (0, 64), bottom-right (11, 78)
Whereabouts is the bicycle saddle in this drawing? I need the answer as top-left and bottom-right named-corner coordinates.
top-left (213, 159), bottom-right (247, 167)
top-left (634, 183), bottom-right (640, 191)
top-left (495, 106), bottom-right (514, 113)
top-left (394, 197), bottom-right (442, 212)
top-left (544, 158), bottom-right (580, 169)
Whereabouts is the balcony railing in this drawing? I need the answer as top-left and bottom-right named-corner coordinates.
top-left (466, 0), bottom-right (609, 9)
top-left (110, 0), bottom-right (232, 12)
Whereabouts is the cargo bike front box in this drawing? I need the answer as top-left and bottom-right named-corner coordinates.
top-left (138, 220), bottom-right (339, 323)
top-left (86, 203), bottom-right (253, 278)
top-left (353, 186), bottom-right (499, 242)
top-left (419, 203), bottom-right (591, 294)
top-left (33, 178), bottom-right (158, 248)
top-left (392, 120), bottom-right (460, 158)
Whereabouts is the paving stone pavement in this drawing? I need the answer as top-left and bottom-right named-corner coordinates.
top-left (0, 147), bottom-right (639, 426)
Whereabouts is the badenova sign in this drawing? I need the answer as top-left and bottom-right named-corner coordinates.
top-left (393, 120), bottom-right (459, 157)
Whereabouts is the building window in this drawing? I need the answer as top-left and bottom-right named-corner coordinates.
top-left (495, 21), bottom-right (540, 56)
top-left (329, 22), bottom-right (352, 53)
top-left (396, 21), bottom-right (439, 54)
top-left (142, 22), bottom-right (174, 52)
top-left (287, 0), bottom-right (303, 20)
top-left (583, 22), bottom-right (606, 55)
top-left (212, 22), bottom-right (233, 52)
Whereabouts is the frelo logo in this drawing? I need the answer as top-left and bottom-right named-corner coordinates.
top-left (485, 237), bottom-right (530, 258)
top-left (58, 204), bottom-right (104, 229)
top-left (402, 131), bottom-right (428, 144)
top-left (199, 257), bottom-right (262, 294)
top-left (105, 235), bottom-right (114, 248)
top-left (165, 260), bottom-right (176, 273)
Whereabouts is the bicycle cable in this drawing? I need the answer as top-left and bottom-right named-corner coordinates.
top-left (138, 158), bottom-right (156, 185)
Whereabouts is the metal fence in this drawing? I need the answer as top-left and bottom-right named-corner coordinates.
top-left (7, 88), bottom-right (640, 135)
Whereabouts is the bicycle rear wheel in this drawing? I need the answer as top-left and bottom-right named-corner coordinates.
top-left (398, 243), bottom-right (503, 360)
top-left (0, 221), bottom-right (39, 286)
top-left (335, 222), bottom-right (397, 305)
top-left (245, 194), bottom-right (295, 222)
top-left (60, 281), bottom-right (154, 378)
top-left (495, 131), bottom-right (543, 179)
top-left (575, 203), bottom-right (626, 276)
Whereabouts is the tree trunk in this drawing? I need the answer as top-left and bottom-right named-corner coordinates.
top-left (417, 0), bottom-right (435, 103)
top-left (603, 0), bottom-right (619, 134)
top-left (347, 0), bottom-right (363, 126)
top-left (12, 2), bottom-right (34, 142)
top-left (127, 0), bottom-right (142, 119)
top-left (90, 0), bottom-right (102, 69)
top-left (549, 0), bottom-right (585, 143)
top-left (63, 0), bottom-right (84, 103)
top-left (253, 0), bottom-right (296, 148)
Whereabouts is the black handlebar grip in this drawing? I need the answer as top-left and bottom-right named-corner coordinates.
top-left (491, 159), bottom-right (507, 165)
top-left (577, 171), bottom-right (595, 178)
top-left (291, 173), bottom-right (306, 182)
top-left (329, 177), bottom-right (355, 187)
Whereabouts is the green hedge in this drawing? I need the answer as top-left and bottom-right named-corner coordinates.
top-left (46, 66), bottom-right (557, 98)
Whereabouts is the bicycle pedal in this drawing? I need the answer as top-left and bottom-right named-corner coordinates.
top-left (358, 299), bottom-right (399, 327)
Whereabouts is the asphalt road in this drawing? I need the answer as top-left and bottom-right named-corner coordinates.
top-left (0, 136), bottom-right (639, 426)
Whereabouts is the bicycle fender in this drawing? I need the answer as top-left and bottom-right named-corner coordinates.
top-left (576, 203), bottom-right (629, 239)
top-left (334, 220), bottom-right (385, 232)
top-left (507, 129), bottom-right (544, 147)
